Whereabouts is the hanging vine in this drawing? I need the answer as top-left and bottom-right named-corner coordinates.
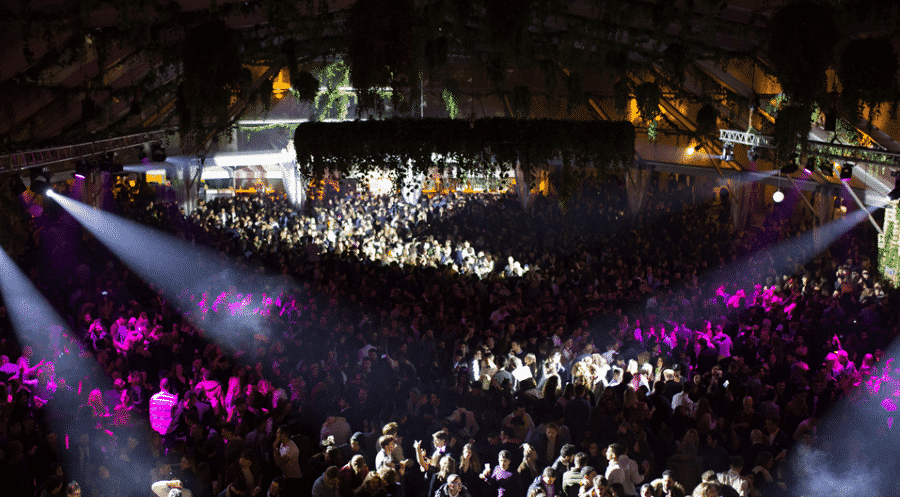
top-left (293, 118), bottom-right (635, 183)
top-left (634, 81), bottom-right (661, 122)
top-left (765, 1), bottom-right (839, 106)
top-left (837, 37), bottom-right (900, 124)
top-left (179, 18), bottom-right (245, 141)
top-left (344, 0), bottom-right (414, 114)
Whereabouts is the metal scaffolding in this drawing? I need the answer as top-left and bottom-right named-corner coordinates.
top-left (0, 129), bottom-right (172, 173)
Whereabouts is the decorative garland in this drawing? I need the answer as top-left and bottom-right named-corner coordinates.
top-left (293, 118), bottom-right (635, 181)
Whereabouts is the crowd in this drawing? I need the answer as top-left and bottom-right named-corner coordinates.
top-left (0, 174), bottom-right (896, 497)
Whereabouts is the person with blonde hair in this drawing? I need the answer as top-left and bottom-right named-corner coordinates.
top-left (427, 454), bottom-right (457, 497)
top-left (354, 472), bottom-right (385, 497)
top-left (151, 479), bottom-right (193, 497)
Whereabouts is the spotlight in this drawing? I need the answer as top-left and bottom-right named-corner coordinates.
top-left (773, 189), bottom-right (784, 203)
top-left (74, 161), bottom-right (90, 179)
top-left (840, 163), bottom-right (854, 181)
top-left (747, 147), bottom-right (760, 162)
top-left (722, 143), bottom-right (735, 162)
top-left (780, 154), bottom-right (799, 174)
top-left (29, 170), bottom-right (51, 195)
top-left (819, 161), bottom-right (835, 177)
top-left (136, 145), bottom-right (148, 162)
top-left (150, 143), bottom-right (167, 162)
top-left (888, 171), bottom-right (900, 201)
top-left (686, 146), bottom-right (696, 156)
top-left (804, 157), bottom-right (816, 174)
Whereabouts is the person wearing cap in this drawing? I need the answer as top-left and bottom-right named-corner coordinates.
top-left (338, 432), bottom-right (370, 466)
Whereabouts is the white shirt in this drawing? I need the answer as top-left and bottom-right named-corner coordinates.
top-left (712, 333), bottom-right (733, 357)
top-left (275, 439), bottom-right (302, 479)
top-left (149, 390), bottom-right (178, 435)
top-left (152, 481), bottom-right (194, 497)
top-left (671, 391), bottom-right (695, 417)
top-left (605, 455), bottom-right (643, 497)
top-left (718, 469), bottom-right (749, 497)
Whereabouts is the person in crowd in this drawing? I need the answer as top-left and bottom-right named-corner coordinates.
top-left (435, 474), bottom-right (472, 497)
top-left (273, 425), bottom-right (302, 480)
top-left (716, 457), bottom-right (748, 497)
top-left (152, 479), bottom-right (194, 497)
top-left (481, 449), bottom-right (525, 497)
top-left (648, 470), bottom-right (686, 497)
top-left (312, 465), bottom-right (340, 497)
top-left (605, 443), bottom-right (648, 497)
top-left (150, 378), bottom-right (179, 442)
top-left (528, 466), bottom-right (560, 497)
top-left (338, 455), bottom-right (369, 497)
top-left (7, 181), bottom-right (897, 497)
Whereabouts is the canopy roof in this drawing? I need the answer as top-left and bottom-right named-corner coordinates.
top-left (0, 0), bottom-right (898, 198)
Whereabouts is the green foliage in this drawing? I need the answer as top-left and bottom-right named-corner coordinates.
top-left (766, 2), bottom-right (839, 105)
top-left (345, 0), bottom-right (414, 114)
top-left (442, 89), bottom-right (460, 119)
top-left (312, 59), bottom-right (356, 122)
top-left (634, 82), bottom-right (661, 122)
top-left (773, 103), bottom-right (813, 163)
top-left (180, 19), bottom-right (245, 139)
top-left (293, 118), bottom-right (635, 182)
top-left (291, 70), bottom-right (320, 101)
top-left (838, 38), bottom-right (900, 122)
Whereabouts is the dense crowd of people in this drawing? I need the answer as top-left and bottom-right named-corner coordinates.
top-left (0, 174), bottom-right (897, 497)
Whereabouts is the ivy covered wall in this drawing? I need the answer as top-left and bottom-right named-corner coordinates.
top-left (879, 205), bottom-right (900, 287)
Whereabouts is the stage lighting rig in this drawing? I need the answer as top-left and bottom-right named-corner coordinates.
top-left (888, 170), bottom-right (900, 201)
top-left (29, 169), bottom-right (51, 195)
top-left (780, 154), bottom-right (799, 174)
top-left (722, 143), bottom-right (735, 162)
top-left (840, 163), bottom-right (854, 181)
